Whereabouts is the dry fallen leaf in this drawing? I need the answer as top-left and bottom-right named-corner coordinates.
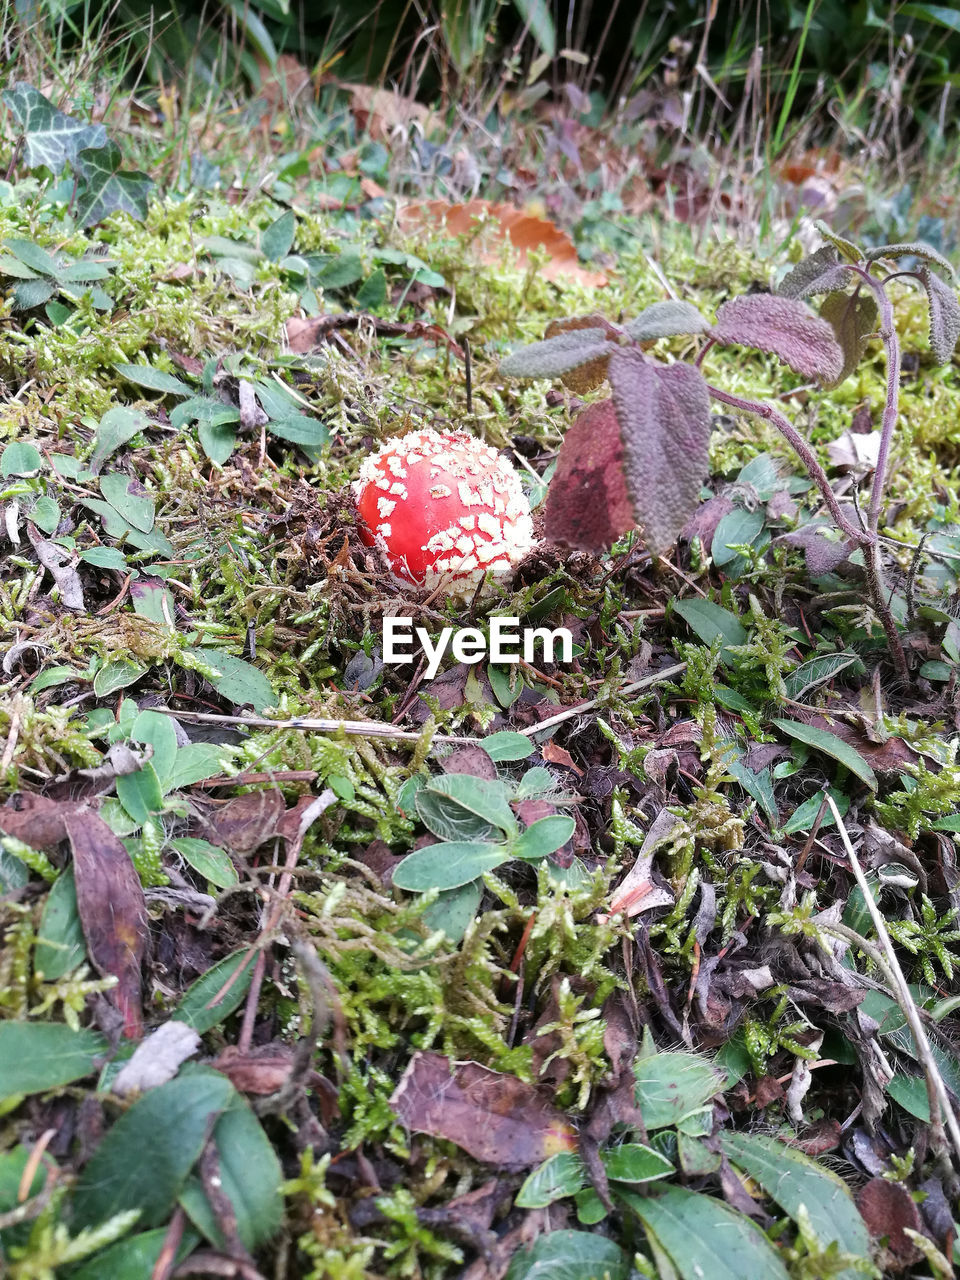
top-left (339, 82), bottom-right (437, 140)
top-left (390, 1051), bottom-right (577, 1169)
top-left (397, 199), bottom-right (608, 288)
top-left (113, 1020), bottom-right (201, 1095)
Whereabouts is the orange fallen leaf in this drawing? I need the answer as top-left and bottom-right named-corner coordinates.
top-left (397, 199), bottom-right (608, 288)
top-left (339, 82), bottom-right (437, 140)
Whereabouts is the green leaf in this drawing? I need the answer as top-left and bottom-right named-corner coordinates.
top-left (35, 868), bottom-right (86, 979)
top-left (70, 1228), bottom-right (200, 1280)
top-left (29, 494), bottom-right (60, 534)
top-left (728, 760), bottom-right (778, 826)
top-left (80, 546), bottom-right (129, 570)
top-left (179, 1087), bottom-right (283, 1249)
top-left (425, 774), bottom-right (518, 835)
top-left (813, 221), bottom-right (862, 263)
top-left (782, 787), bottom-right (848, 835)
top-left (4, 236), bottom-right (61, 276)
top-left (260, 208), bottom-right (295, 261)
top-left (512, 814), bottom-right (575, 860)
top-left (720, 1131), bottom-right (870, 1259)
top-left (131, 579), bottom-right (175, 626)
top-left (75, 140), bottom-right (153, 227)
top-left (316, 252), bottom-right (364, 289)
top-left (31, 664), bottom-right (78, 692)
top-left (114, 362), bottom-right (191, 397)
top-left (818, 290), bottom-right (879, 387)
top-left (186, 648), bottom-right (275, 712)
top-left (711, 507), bottom-right (765, 570)
top-left (500, 329), bottom-right (611, 379)
top-left (116, 760), bottom-right (165, 823)
top-left (130, 709), bottom-right (179, 783)
top-left (634, 1052), bottom-right (724, 1129)
top-left (176, 948), bottom-right (259, 1034)
top-left (601, 1142), bottom-right (674, 1184)
top-left (620, 1186), bottom-right (790, 1280)
top-left (771, 718), bottom-right (877, 791)
top-left (776, 245), bottom-right (849, 299)
top-left (415, 789), bottom-right (501, 843)
top-left (0, 1022), bottom-right (107, 1100)
top-left (13, 277), bottom-right (56, 309)
top-left (516, 1152), bottom-right (586, 1208)
top-left (203, 234), bottom-right (263, 264)
top-left (783, 652), bottom-right (861, 698)
top-left (72, 1071), bottom-right (233, 1228)
top-left (900, 3), bottom-right (960, 33)
top-left (265, 416), bottom-right (329, 447)
top-left (355, 267), bottom-right (387, 308)
top-left (2, 82), bottom-right (106, 173)
top-left (100, 473), bottom-right (155, 532)
top-left (504, 1229), bottom-right (626, 1280)
top-left (392, 841), bottom-right (508, 892)
top-left (171, 837), bottom-right (238, 889)
top-left (513, 0), bottom-right (557, 56)
top-left (90, 407), bottom-right (150, 474)
top-left (481, 730), bottom-right (533, 761)
top-left (166, 742), bottom-right (226, 789)
top-left (623, 300), bottom-right (711, 341)
top-left (863, 238), bottom-right (956, 279)
top-left (93, 659), bottom-right (147, 697)
top-left (673, 597), bottom-right (747, 659)
top-left (420, 878), bottom-right (482, 942)
top-left (198, 419), bottom-right (237, 465)
top-left (1, 441), bottom-right (43, 476)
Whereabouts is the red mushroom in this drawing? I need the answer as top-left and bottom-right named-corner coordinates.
top-left (352, 428), bottom-right (535, 596)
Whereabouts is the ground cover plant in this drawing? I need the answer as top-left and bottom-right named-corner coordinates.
top-left (3, 5), bottom-right (960, 1278)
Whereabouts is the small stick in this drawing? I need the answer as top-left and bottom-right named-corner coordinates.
top-left (154, 706), bottom-right (483, 745)
top-left (463, 335), bottom-right (473, 415)
top-left (520, 662), bottom-right (687, 737)
top-left (825, 794), bottom-right (960, 1170)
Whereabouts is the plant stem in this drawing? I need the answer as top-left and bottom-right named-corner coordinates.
top-left (704, 383), bottom-right (867, 544)
top-left (848, 264), bottom-right (901, 534)
top-left (705, 381), bottom-right (910, 682)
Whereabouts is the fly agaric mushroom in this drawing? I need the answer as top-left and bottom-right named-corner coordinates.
top-left (353, 428), bottom-right (535, 597)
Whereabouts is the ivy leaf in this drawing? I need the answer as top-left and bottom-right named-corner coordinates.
top-left (499, 328), bottom-right (612, 378)
top-left (609, 348), bottom-right (713, 556)
top-left (776, 245), bottom-right (850, 299)
top-left (74, 141), bottom-right (153, 228)
top-left (623, 299), bottom-right (711, 341)
top-left (818, 290), bottom-right (879, 387)
top-left (713, 294), bottom-right (844, 384)
top-left (919, 266), bottom-right (960, 365)
top-left (864, 240), bottom-right (956, 279)
top-left (2, 82), bottom-right (106, 173)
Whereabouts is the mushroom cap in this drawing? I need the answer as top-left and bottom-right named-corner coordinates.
top-left (353, 428), bottom-right (535, 596)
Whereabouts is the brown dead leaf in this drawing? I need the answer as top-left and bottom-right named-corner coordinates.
top-left (340, 82), bottom-right (436, 140)
top-left (857, 1177), bottom-right (924, 1265)
top-left (540, 741), bottom-right (582, 776)
top-left (0, 792), bottom-right (70, 850)
top-left (390, 1051), bottom-right (577, 1169)
top-left (209, 789), bottom-right (285, 854)
top-left (213, 1043), bottom-right (296, 1095)
top-left (65, 806), bottom-right (148, 1039)
top-left (397, 199), bottom-right (607, 287)
top-left (601, 808), bottom-right (678, 921)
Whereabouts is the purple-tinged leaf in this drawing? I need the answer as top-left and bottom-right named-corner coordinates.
top-left (544, 399), bottom-right (636, 551)
top-left (499, 328), bottom-right (612, 379)
top-left (777, 246), bottom-right (850, 300)
top-left (713, 294), bottom-right (844, 385)
top-left (544, 315), bottom-right (615, 393)
top-left (818, 290), bottom-right (878, 386)
top-left (864, 241), bottom-right (956, 280)
top-left (919, 266), bottom-right (960, 365)
top-left (609, 348), bottom-right (713, 556)
top-left (814, 221), bottom-right (862, 264)
top-left (623, 300), bottom-right (711, 341)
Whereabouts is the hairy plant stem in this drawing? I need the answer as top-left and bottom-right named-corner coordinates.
top-left (704, 381), bottom-right (909, 682)
top-left (848, 265), bottom-right (901, 534)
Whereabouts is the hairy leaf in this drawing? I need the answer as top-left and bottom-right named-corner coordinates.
top-left (544, 398), bottom-right (637, 551)
top-left (776, 245), bottom-right (850, 299)
top-left (864, 240), bottom-right (956, 279)
top-left (544, 314), bottom-right (614, 392)
top-left (2, 82), bottom-right (106, 173)
top-left (818, 290), bottom-right (879, 386)
top-left (713, 294), bottom-right (844, 383)
top-left (499, 328), bottom-right (611, 379)
top-left (75, 141), bottom-right (153, 228)
top-left (623, 299), bottom-right (711, 341)
top-left (813, 220), bottom-right (863, 263)
top-left (609, 349), bottom-right (713, 555)
top-left (919, 266), bottom-right (960, 365)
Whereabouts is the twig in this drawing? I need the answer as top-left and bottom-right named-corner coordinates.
top-left (520, 663), bottom-right (687, 737)
top-left (824, 795), bottom-right (960, 1172)
top-left (154, 706), bottom-right (482, 745)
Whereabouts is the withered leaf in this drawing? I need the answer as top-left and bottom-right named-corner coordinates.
top-left (390, 1050), bottom-right (577, 1169)
top-left (65, 806), bottom-right (147, 1039)
top-left (0, 792), bottom-right (70, 850)
top-left (543, 398), bottom-right (636, 552)
top-left (209, 789), bottom-right (286, 854)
